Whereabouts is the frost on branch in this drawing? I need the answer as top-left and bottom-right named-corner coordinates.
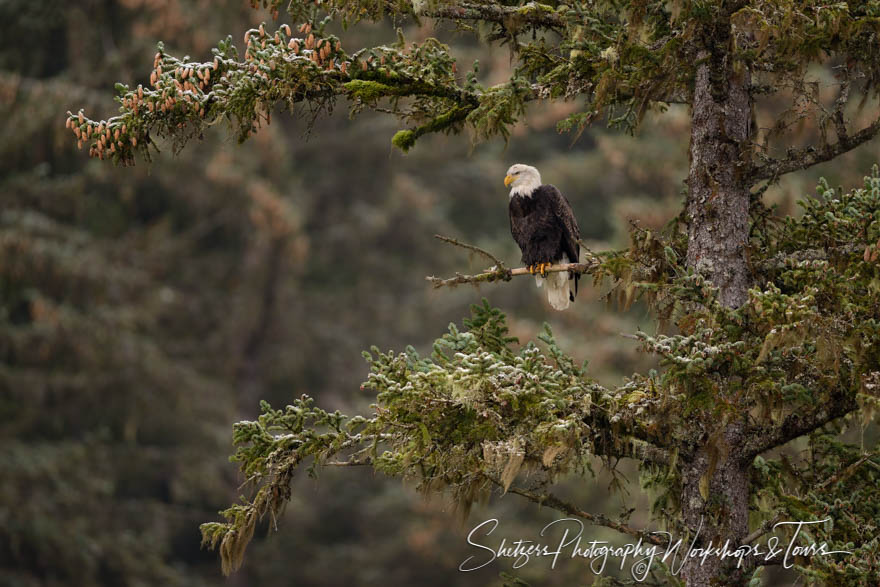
top-left (65, 23), bottom-right (481, 165)
top-left (199, 300), bottom-right (663, 575)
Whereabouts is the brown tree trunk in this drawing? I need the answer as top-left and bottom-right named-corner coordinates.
top-left (680, 35), bottom-right (752, 585)
top-left (686, 52), bottom-right (751, 309)
top-left (679, 423), bottom-right (751, 585)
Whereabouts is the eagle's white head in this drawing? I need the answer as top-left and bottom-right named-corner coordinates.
top-left (504, 164), bottom-right (542, 198)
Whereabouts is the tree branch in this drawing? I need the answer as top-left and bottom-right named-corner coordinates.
top-left (426, 261), bottom-right (599, 288)
top-left (743, 514), bottom-right (784, 545)
top-left (756, 244), bottom-right (862, 272)
top-left (831, 72), bottom-right (851, 144)
top-left (817, 452), bottom-right (878, 491)
top-left (743, 389), bottom-right (859, 458)
top-left (420, 2), bottom-right (565, 29)
top-left (503, 484), bottom-right (667, 546)
top-left (427, 234), bottom-right (600, 288)
top-left (325, 457), bottom-right (372, 467)
top-left (752, 116), bottom-right (880, 183)
top-left (433, 234), bottom-right (507, 268)
top-left (614, 438), bottom-right (670, 467)
top-left (64, 28), bottom-right (489, 164)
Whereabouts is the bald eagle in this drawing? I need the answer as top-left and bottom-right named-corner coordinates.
top-left (504, 164), bottom-right (581, 311)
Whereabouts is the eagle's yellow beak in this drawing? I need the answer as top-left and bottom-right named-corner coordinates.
top-left (504, 174), bottom-right (515, 187)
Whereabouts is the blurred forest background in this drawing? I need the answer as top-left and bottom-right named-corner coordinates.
top-left (2, 1), bottom-right (878, 586)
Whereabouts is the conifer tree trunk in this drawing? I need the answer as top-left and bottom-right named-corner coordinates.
top-left (680, 27), bottom-right (752, 585)
top-left (686, 50), bottom-right (751, 309)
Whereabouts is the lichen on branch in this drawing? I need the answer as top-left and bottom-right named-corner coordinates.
top-left (200, 300), bottom-right (666, 574)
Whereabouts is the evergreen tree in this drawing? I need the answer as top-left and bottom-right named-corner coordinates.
top-left (68, 1), bottom-right (880, 584)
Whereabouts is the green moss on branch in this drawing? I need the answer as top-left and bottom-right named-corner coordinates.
top-left (392, 105), bottom-right (472, 152)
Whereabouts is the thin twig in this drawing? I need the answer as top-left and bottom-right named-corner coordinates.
top-left (503, 483), bottom-right (667, 546)
top-left (744, 514), bottom-right (784, 545)
top-left (434, 234), bottom-right (507, 268)
top-left (831, 72), bottom-right (851, 142)
top-left (576, 238), bottom-right (595, 254)
top-left (325, 458), bottom-right (373, 467)
top-left (817, 453), bottom-right (877, 491)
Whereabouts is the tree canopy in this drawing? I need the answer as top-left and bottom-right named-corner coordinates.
top-left (67, 1), bottom-right (880, 171)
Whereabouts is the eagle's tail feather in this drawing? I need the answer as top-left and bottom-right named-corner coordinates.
top-left (544, 263), bottom-right (571, 311)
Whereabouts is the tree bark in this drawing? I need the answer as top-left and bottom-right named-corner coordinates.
top-left (680, 29), bottom-right (753, 585)
top-left (686, 51), bottom-right (751, 309)
top-left (679, 422), bottom-right (751, 585)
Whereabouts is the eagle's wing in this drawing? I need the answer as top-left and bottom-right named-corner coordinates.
top-left (539, 184), bottom-right (580, 299)
top-left (541, 184), bottom-right (580, 265)
top-left (509, 195), bottom-right (535, 259)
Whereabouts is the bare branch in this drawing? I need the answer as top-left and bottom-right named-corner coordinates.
top-left (831, 71), bottom-right (851, 143)
top-left (503, 484), bottom-right (667, 546)
top-left (428, 234), bottom-right (601, 288)
top-left (743, 389), bottom-right (859, 458)
top-left (434, 234), bottom-right (507, 268)
top-left (743, 514), bottom-right (784, 545)
top-left (752, 116), bottom-right (880, 183)
top-left (426, 261), bottom-right (599, 288)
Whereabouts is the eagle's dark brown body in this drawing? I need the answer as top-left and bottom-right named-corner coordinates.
top-left (509, 184), bottom-right (580, 300)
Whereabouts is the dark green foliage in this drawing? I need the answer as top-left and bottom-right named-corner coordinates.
top-left (752, 431), bottom-right (880, 582)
